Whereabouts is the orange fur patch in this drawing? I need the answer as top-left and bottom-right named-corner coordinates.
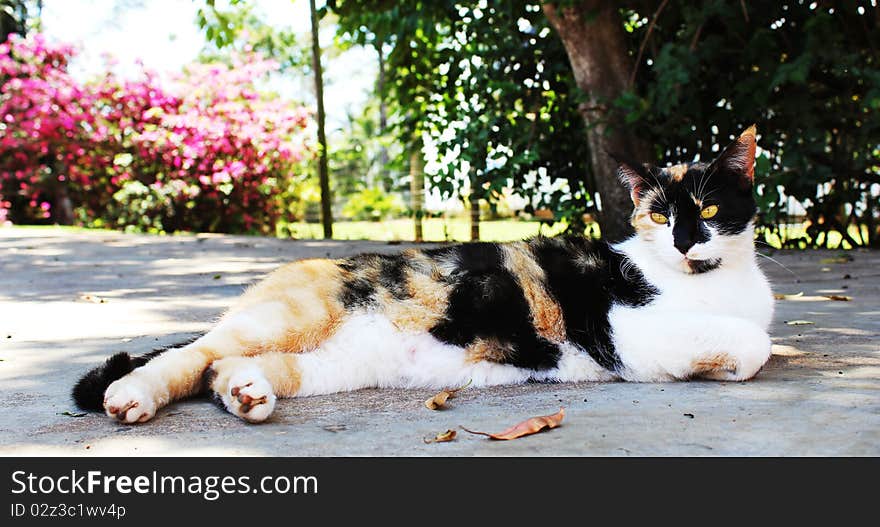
top-left (232, 258), bottom-right (346, 353)
top-left (466, 337), bottom-right (516, 364)
top-left (501, 243), bottom-right (567, 343)
top-left (691, 353), bottom-right (738, 375)
top-left (630, 184), bottom-right (673, 240)
top-left (208, 353), bottom-right (303, 398)
top-left (382, 264), bottom-right (450, 332)
top-left (667, 163), bottom-right (689, 181)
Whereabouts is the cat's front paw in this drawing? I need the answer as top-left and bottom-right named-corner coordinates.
top-left (103, 377), bottom-right (157, 423)
top-left (694, 330), bottom-right (771, 381)
top-left (224, 371), bottom-right (276, 423)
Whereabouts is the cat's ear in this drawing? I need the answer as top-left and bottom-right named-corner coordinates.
top-left (713, 125), bottom-right (757, 188)
top-left (617, 163), bottom-right (644, 205)
top-left (612, 153), bottom-right (649, 206)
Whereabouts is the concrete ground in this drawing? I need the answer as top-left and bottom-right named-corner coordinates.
top-left (0, 227), bottom-right (877, 456)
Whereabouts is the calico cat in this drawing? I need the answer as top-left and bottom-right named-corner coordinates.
top-left (73, 126), bottom-right (774, 424)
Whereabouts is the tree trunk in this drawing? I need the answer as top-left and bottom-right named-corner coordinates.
top-left (309, 0), bottom-right (333, 239)
top-left (50, 158), bottom-right (74, 225)
top-left (1, 0), bottom-right (27, 43)
top-left (543, 1), bottom-right (651, 242)
top-left (409, 143), bottom-right (424, 242)
top-left (469, 178), bottom-right (480, 242)
top-left (375, 42), bottom-right (390, 191)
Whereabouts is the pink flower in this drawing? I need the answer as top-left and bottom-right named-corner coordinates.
top-left (1, 33), bottom-right (311, 233)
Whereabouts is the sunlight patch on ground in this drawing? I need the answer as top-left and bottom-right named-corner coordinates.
top-left (283, 218), bottom-right (570, 242)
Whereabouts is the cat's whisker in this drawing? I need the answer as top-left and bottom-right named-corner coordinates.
top-left (755, 251), bottom-right (800, 280)
top-left (700, 188), bottom-right (719, 202)
top-left (646, 168), bottom-right (668, 206)
top-left (697, 164), bottom-right (718, 201)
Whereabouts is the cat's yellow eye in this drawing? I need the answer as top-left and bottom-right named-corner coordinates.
top-left (700, 205), bottom-right (719, 219)
top-left (650, 212), bottom-right (668, 224)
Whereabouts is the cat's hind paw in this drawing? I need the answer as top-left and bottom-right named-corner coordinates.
top-left (224, 371), bottom-right (276, 423)
top-left (103, 378), bottom-right (157, 424)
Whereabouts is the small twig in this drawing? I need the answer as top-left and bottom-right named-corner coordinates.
top-left (689, 22), bottom-right (704, 51)
top-left (740, 0), bottom-right (749, 23)
top-left (629, 0), bottom-right (669, 88)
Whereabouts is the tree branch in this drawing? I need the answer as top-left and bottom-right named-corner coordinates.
top-left (628, 0), bottom-right (669, 88)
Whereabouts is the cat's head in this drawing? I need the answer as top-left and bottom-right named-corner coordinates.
top-left (617, 126), bottom-right (758, 274)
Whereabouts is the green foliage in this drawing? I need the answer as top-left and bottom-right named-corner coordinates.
top-left (329, 103), bottom-right (394, 196)
top-left (103, 180), bottom-right (183, 234)
top-left (341, 186), bottom-right (404, 221)
top-left (619, 1), bottom-right (880, 247)
top-left (196, 0), bottom-right (306, 71)
top-left (196, 0), bottom-right (878, 247)
top-left (333, 0), bottom-right (593, 232)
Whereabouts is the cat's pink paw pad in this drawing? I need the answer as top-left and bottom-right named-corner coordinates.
top-left (227, 374), bottom-right (275, 423)
top-left (103, 379), bottom-right (156, 424)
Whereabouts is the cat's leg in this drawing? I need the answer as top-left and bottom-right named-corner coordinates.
top-left (610, 308), bottom-right (772, 382)
top-left (207, 313), bottom-right (533, 423)
top-left (103, 259), bottom-right (346, 424)
top-left (103, 301), bottom-right (296, 423)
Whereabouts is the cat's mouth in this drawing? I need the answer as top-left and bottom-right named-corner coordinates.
top-left (684, 257), bottom-right (722, 274)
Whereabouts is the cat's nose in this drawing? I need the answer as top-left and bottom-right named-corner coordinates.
top-left (674, 238), bottom-right (694, 255)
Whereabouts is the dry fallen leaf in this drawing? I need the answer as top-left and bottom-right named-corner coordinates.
top-left (425, 391), bottom-right (450, 410)
top-left (774, 292), bottom-right (804, 300)
top-left (424, 379), bottom-right (472, 410)
top-left (824, 294), bottom-right (852, 301)
top-left (423, 429), bottom-right (457, 444)
top-left (786, 320), bottom-right (815, 326)
top-left (58, 411), bottom-right (87, 418)
top-left (774, 292), bottom-right (852, 302)
top-left (461, 408), bottom-right (565, 440)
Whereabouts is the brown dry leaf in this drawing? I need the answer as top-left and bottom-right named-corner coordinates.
top-left (424, 391), bottom-right (450, 410)
top-left (423, 429), bottom-right (457, 444)
top-left (423, 379), bottom-right (472, 410)
top-left (461, 408), bottom-right (565, 440)
top-left (824, 294), bottom-right (852, 301)
top-left (774, 292), bottom-right (804, 300)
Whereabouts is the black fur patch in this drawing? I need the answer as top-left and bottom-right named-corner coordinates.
top-left (71, 336), bottom-right (201, 412)
top-left (428, 243), bottom-right (562, 370)
top-left (377, 254), bottom-right (411, 300)
top-left (71, 350), bottom-right (163, 411)
top-left (201, 367), bottom-right (227, 409)
top-left (339, 253), bottom-right (413, 308)
top-left (530, 237), bottom-right (657, 372)
top-left (688, 258), bottom-right (722, 274)
top-left (339, 275), bottom-right (376, 309)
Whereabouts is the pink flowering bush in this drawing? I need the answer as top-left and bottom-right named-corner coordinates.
top-left (0, 33), bottom-right (311, 234)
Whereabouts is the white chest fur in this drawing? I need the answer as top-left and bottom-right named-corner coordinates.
top-left (607, 236), bottom-right (775, 382)
top-left (614, 237), bottom-right (774, 330)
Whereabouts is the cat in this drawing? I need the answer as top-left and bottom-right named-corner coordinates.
top-left (72, 125), bottom-right (774, 424)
